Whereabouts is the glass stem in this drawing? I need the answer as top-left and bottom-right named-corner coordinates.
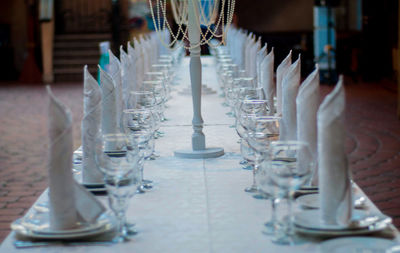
top-left (252, 163), bottom-right (257, 187)
top-left (287, 192), bottom-right (294, 236)
top-left (271, 198), bottom-right (277, 226)
top-left (116, 211), bottom-right (127, 239)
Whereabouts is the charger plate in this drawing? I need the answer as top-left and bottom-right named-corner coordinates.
top-left (11, 213), bottom-right (114, 239)
top-left (294, 210), bottom-right (391, 237)
top-left (318, 237), bottom-right (397, 253)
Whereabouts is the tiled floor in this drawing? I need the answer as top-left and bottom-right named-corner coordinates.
top-left (0, 77), bottom-right (399, 243)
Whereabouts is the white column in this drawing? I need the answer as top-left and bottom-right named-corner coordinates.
top-left (187, 0), bottom-right (205, 150)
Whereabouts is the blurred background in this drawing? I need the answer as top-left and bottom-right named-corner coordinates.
top-left (0, 0), bottom-right (398, 85)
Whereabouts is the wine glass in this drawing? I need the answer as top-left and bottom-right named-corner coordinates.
top-left (94, 132), bottom-right (141, 242)
top-left (121, 109), bottom-right (156, 192)
top-left (245, 116), bottom-right (280, 193)
top-left (128, 90), bottom-right (156, 110)
top-left (235, 99), bottom-right (269, 171)
top-left (268, 141), bottom-right (314, 245)
top-left (256, 160), bottom-right (284, 236)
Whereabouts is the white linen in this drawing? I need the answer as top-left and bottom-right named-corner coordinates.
top-left (318, 76), bottom-right (352, 226)
top-left (280, 56), bottom-right (301, 141)
top-left (120, 46), bottom-right (135, 109)
top-left (108, 50), bottom-right (123, 122)
top-left (276, 50), bottom-right (292, 116)
top-left (127, 42), bottom-right (139, 92)
top-left (134, 38), bottom-right (144, 90)
top-left (256, 43), bottom-right (267, 87)
top-left (99, 66), bottom-right (119, 135)
top-left (81, 66), bottom-right (103, 184)
top-left (47, 86), bottom-right (105, 230)
top-left (260, 48), bottom-right (275, 115)
top-left (249, 38), bottom-right (261, 79)
top-left (296, 66), bottom-right (320, 185)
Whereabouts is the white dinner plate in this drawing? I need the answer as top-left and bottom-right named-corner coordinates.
top-left (318, 237), bottom-right (397, 253)
top-left (297, 193), bottom-right (365, 209)
top-left (295, 224), bottom-right (389, 237)
top-left (294, 209), bottom-right (389, 230)
top-left (11, 213), bottom-right (115, 239)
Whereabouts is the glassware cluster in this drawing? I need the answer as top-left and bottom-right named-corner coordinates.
top-left (212, 42), bottom-right (315, 245)
top-left (94, 46), bottom-right (185, 242)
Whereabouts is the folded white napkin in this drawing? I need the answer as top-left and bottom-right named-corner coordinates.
top-left (139, 36), bottom-right (150, 74)
top-left (260, 48), bottom-right (275, 115)
top-left (99, 66), bottom-right (118, 135)
top-left (127, 42), bottom-right (139, 92)
top-left (47, 86), bottom-right (105, 230)
top-left (81, 66), bottom-right (103, 184)
top-left (249, 38), bottom-right (261, 80)
top-left (244, 40), bottom-right (252, 75)
top-left (256, 43), bottom-right (267, 87)
top-left (296, 66), bottom-right (320, 185)
top-left (280, 56), bottom-right (301, 141)
top-left (120, 46), bottom-right (135, 109)
top-left (318, 77), bottom-right (352, 226)
top-left (276, 50), bottom-right (292, 116)
top-left (108, 50), bottom-right (123, 121)
top-left (133, 38), bottom-right (144, 90)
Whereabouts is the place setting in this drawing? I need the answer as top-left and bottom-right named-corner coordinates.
top-left (218, 28), bottom-right (398, 248)
top-left (10, 87), bottom-right (117, 247)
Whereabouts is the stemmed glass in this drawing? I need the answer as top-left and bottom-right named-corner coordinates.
top-left (235, 99), bottom-right (269, 172)
top-left (245, 116), bottom-right (280, 193)
top-left (256, 160), bottom-right (283, 236)
top-left (94, 132), bottom-right (141, 242)
top-left (121, 109), bottom-right (156, 193)
top-left (268, 141), bottom-right (314, 245)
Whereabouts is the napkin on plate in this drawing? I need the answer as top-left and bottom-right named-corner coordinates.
top-left (280, 55), bottom-right (301, 141)
top-left (249, 38), bottom-right (261, 80)
top-left (127, 42), bottom-right (139, 92)
top-left (47, 86), bottom-right (105, 230)
top-left (139, 36), bottom-right (150, 74)
top-left (108, 50), bottom-right (124, 119)
top-left (120, 45), bottom-right (135, 109)
top-left (296, 65), bottom-right (320, 185)
top-left (99, 66), bottom-right (118, 135)
top-left (318, 76), bottom-right (352, 226)
top-left (256, 43), bottom-right (267, 86)
top-left (260, 47), bottom-right (275, 115)
top-left (276, 50), bottom-right (292, 116)
top-left (133, 38), bottom-right (144, 90)
top-left (81, 66), bottom-right (103, 185)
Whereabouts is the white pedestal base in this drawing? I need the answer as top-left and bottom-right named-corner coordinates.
top-left (174, 147), bottom-right (224, 159)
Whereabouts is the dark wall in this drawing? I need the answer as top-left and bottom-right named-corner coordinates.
top-left (235, 0), bottom-right (314, 33)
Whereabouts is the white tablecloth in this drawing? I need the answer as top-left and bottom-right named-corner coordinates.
top-left (1, 57), bottom-right (399, 252)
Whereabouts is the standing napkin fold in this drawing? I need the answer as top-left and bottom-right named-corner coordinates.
top-left (256, 43), bottom-right (267, 87)
top-left (280, 56), bottom-right (301, 141)
top-left (318, 77), bottom-right (352, 226)
top-left (127, 42), bottom-right (139, 92)
top-left (249, 38), bottom-right (261, 80)
top-left (99, 66), bottom-right (118, 135)
top-left (47, 86), bottom-right (105, 230)
top-left (120, 46), bottom-right (135, 109)
top-left (276, 51), bottom-right (292, 116)
top-left (133, 38), bottom-right (144, 90)
top-left (260, 48), bottom-right (275, 115)
top-left (108, 50), bottom-right (124, 121)
top-left (296, 66), bottom-right (320, 185)
top-left (82, 66), bottom-right (103, 184)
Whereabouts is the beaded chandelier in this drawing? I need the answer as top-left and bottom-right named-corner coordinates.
top-left (148, 0), bottom-right (235, 49)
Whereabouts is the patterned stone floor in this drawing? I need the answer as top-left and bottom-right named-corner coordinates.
top-left (0, 77), bottom-right (399, 242)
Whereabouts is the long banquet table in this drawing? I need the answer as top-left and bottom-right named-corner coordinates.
top-left (1, 57), bottom-right (400, 252)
